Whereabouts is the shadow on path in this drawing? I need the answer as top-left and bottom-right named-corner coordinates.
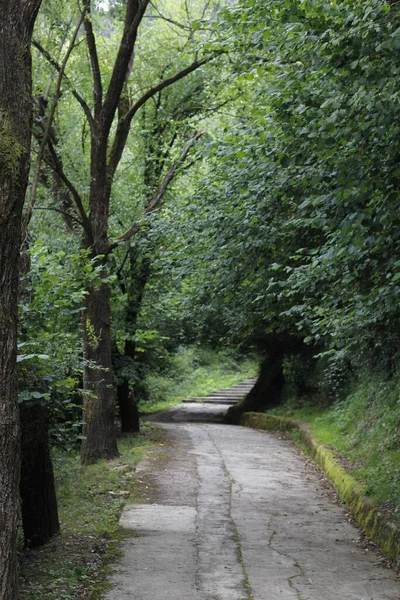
top-left (144, 402), bottom-right (229, 424)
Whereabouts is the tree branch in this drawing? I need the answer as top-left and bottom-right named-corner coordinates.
top-left (101, 0), bottom-right (150, 136)
top-left (25, 10), bottom-right (87, 231)
top-left (34, 206), bottom-right (84, 227)
top-left (44, 137), bottom-right (93, 243)
top-left (83, 0), bottom-right (103, 116)
top-left (107, 54), bottom-right (215, 181)
top-left (32, 40), bottom-right (94, 126)
top-left (106, 130), bottom-right (204, 254)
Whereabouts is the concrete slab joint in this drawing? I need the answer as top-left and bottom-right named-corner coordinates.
top-left (104, 381), bottom-right (400, 600)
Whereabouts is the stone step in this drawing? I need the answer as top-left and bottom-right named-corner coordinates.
top-left (209, 387), bottom-right (250, 392)
top-left (207, 390), bottom-right (250, 396)
top-left (182, 397), bottom-right (238, 405)
top-left (181, 378), bottom-right (256, 405)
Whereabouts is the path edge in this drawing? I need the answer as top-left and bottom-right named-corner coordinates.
top-left (236, 411), bottom-right (400, 565)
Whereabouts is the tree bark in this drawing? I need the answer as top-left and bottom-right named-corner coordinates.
top-left (234, 354), bottom-right (285, 414)
top-left (0, 0), bottom-right (42, 596)
top-left (80, 127), bottom-right (119, 463)
top-left (81, 274), bottom-right (119, 464)
top-left (20, 403), bottom-right (60, 548)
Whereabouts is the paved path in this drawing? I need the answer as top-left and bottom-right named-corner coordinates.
top-left (105, 402), bottom-right (400, 600)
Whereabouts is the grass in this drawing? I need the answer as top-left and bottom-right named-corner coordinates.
top-left (141, 347), bottom-right (257, 414)
top-left (19, 423), bottom-right (160, 600)
top-left (18, 350), bottom-right (257, 598)
top-left (268, 376), bottom-right (400, 517)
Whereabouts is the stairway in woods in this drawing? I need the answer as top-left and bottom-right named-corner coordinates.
top-left (182, 377), bottom-right (257, 405)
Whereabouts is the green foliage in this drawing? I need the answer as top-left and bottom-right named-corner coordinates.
top-left (18, 240), bottom-right (109, 445)
top-left (271, 375), bottom-right (400, 516)
top-left (157, 0), bottom-right (400, 385)
top-left (19, 427), bottom-right (156, 600)
top-left (141, 345), bottom-right (257, 412)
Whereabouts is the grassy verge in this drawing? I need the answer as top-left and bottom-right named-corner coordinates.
top-left (141, 348), bottom-right (257, 414)
top-left (19, 423), bottom-right (160, 600)
top-left (267, 376), bottom-right (400, 519)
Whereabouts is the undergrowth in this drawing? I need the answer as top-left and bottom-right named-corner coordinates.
top-left (18, 350), bottom-right (256, 598)
top-left (19, 423), bottom-right (158, 600)
top-left (269, 376), bottom-right (400, 517)
top-left (141, 346), bottom-right (257, 413)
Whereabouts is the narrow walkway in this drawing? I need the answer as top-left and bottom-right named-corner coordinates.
top-left (105, 394), bottom-right (399, 600)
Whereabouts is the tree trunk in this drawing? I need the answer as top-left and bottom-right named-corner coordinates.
top-left (0, 223), bottom-right (22, 599)
top-left (20, 403), bottom-right (60, 548)
top-left (18, 247), bottom-right (60, 548)
top-left (114, 252), bottom-right (150, 433)
top-left (234, 354), bottom-right (285, 414)
top-left (226, 334), bottom-right (304, 422)
top-left (0, 2), bottom-right (41, 597)
top-left (81, 277), bottom-right (119, 464)
top-left (117, 380), bottom-right (140, 434)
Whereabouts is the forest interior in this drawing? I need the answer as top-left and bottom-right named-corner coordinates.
top-left (1, 0), bottom-right (400, 598)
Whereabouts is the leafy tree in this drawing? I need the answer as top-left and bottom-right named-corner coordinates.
top-left (159, 0), bottom-right (400, 411)
top-left (17, 240), bottom-right (101, 546)
top-left (30, 0), bottom-right (224, 462)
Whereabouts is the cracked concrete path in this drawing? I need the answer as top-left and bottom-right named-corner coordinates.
top-left (105, 404), bottom-right (400, 600)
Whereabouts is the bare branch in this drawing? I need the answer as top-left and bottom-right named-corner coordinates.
top-left (44, 136), bottom-right (93, 243)
top-left (33, 40), bottom-right (94, 125)
top-left (106, 130), bottom-right (204, 254)
top-left (83, 0), bottom-right (103, 116)
top-left (34, 206), bottom-right (84, 227)
top-left (24, 10), bottom-right (88, 231)
top-left (147, 2), bottom-right (190, 31)
top-left (101, 0), bottom-right (151, 136)
top-left (127, 55), bottom-right (216, 123)
top-left (108, 54), bottom-right (216, 180)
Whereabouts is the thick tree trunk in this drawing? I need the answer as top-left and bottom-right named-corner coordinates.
top-left (0, 223), bottom-right (22, 599)
top-left (20, 403), bottom-right (60, 548)
top-left (80, 129), bottom-right (119, 464)
top-left (234, 354), bottom-right (285, 414)
top-left (81, 278), bottom-right (119, 464)
top-left (0, 2), bottom-right (41, 597)
top-left (226, 334), bottom-right (304, 422)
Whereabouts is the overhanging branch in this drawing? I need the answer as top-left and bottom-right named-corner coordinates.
top-left (33, 40), bottom-right (94, 126)
top-left (106, 130), bottom-right (204, 255)
top-left (107, 54), bottom-right (216, 180)
top-left (25, 10), bottom-right (87, 231)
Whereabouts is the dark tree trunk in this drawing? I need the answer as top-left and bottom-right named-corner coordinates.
top-left (0, 1), bottom-right (41, 597)
top-left (18, 250), bottom-right (60, 548)
top-left (80, 129), bottom-right (119, 464)
top-left (117, 380), bottom-right (140, 434)
top-left (81, 276), bottom-right (119, 464)
top-left (20, 403), bottom-right (60, 548)
top-left (239, 354), bottom-right (285, 413)
top-left (226, 334), bottom-right (304, 422)
top-left (0, 200), bottom-right (22, 600)
top-left (114, 252), bottom-right (150, 433)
